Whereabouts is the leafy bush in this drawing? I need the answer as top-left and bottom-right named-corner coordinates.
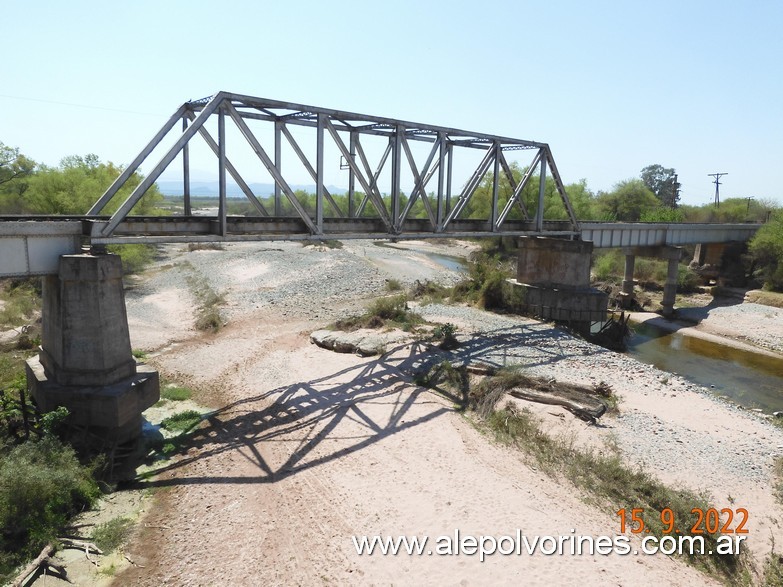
top-left (107, 244), bottom-right (156, 275)
top-left (0, 437), bottom-right (100, 578)
top-left (592, 250), bottom-right (623, 282)
top-left (750, 211), bottom-right (783, 291)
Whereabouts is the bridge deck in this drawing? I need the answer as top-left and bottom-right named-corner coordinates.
top-left (0, 215), bottom-right (760, 277)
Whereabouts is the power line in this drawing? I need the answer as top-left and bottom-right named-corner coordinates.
top-left (708, 172), bottom-right (727, 207)
top-left (0, 93), bottom-right (164, 117)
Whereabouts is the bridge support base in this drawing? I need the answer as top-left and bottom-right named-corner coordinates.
top-left (26, 253), bottom-right (159, 444)
top-left (508, 237), bottom-right (608, 324)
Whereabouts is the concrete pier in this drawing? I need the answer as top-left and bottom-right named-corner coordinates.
top-left (26, 253), bottom-right (159, 444)
top-left (508, 237), bottom-right (608, 323)
top-left (618, 246), bottom-right (682, 317)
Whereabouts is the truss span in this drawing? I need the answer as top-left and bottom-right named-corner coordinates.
top-left (86, 91), bottom-right (579, 240)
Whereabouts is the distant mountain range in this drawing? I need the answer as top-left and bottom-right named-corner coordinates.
top-left (156, 180), bottom-right (346, 197)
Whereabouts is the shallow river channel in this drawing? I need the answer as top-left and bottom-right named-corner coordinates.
top-left (627, 322), bottom-right (783, 413)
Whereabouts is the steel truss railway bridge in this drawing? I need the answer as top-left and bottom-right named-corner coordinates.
top-left (0, 91), bottom-right (760, 277)
top-left (0, 92), bottom-right (762, 442)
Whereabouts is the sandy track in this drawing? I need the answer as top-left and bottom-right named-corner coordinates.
top-left (114, 241), bottom-right (781, 586)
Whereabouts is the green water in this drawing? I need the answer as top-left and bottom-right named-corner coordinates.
top-left (626, 323), bottom-right (783, 412)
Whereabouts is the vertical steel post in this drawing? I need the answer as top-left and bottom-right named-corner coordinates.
top-left (446, 142), bottom-right (453, 215)
top-left (391, 125), bottom-right (403, 229)
top-left (316, 113), bottom-right (325, 232)
top-left (348, 132), bottom-right (356, 218)
top-left (436, 132), bottom-right (446, 231)
top-left (218, 106), bottom-right (227, 237)
top-left (274, 120), bottom-right (282, 216)
top-left (182, 116), bottom-right (191, 216)
top-left (536, 150), bottom-right (547, 232)
top-left (491, 142), bottom-right (501, 231)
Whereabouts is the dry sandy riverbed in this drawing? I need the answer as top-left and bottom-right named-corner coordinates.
top-left (34, 240), bottom-right (783, 586)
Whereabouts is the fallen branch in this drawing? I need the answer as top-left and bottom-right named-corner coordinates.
top-left (10, 542), bottom-right (72, 586)
top-left (508, 388), bottom-right (606, 424)
top-left (58, 538), bottom-right (104, 555)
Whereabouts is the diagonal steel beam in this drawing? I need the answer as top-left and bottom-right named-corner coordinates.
top-left (544, 147), bottom-right (579, 230)
top-left (324, 119), bottom-right (393, 229)
top-left (184, 110), bottom-right (269, 216)
top-left (100, 93), bottom-right (225, 236)
top-left (496, 150), bottom-right (541, 227)
top-left (279, 124), bottom-right (345, 218)
top-left (224, 102), bottom-right (319, 234)
top-left (398, 134), bottom-right (440, 228)
top-left (89, 103), bottom-right (188, 215)
top-left (498, 149), bottom-right (530, 220)
top-left (443, 145), bottom-right (496, 228)
top-left (354, 138), bottom-right (391, 218)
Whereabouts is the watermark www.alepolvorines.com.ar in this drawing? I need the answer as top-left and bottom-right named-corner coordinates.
top-left (352, 529), bottom-right (746, 562)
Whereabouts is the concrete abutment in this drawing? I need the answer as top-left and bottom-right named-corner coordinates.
top-left (26, 253), bottom-right (159, 444)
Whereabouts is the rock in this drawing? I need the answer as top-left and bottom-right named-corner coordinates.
top-left (310, 328), bottom-right (411, 357)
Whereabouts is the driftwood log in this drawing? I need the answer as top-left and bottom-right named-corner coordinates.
top-left (10, 542), bottom-right (72, 587)
top-left (508, 388), bottom-right (606, 423)
top-left (479, 371), bottom-right (612, 424)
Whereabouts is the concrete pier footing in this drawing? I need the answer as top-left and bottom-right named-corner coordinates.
top-left (26, 253), bottom-right (159, 444)
top-left (508, 237), bottom-right (608, 323)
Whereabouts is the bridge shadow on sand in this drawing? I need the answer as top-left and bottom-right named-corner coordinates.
top-left (134, 322), bottom-right (604, 489)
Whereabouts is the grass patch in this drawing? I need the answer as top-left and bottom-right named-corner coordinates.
top-left (160, 410), bottom-right (202, 433)
top-left (91, 516), bottom-right (134, 553)
top-left (0, 278), bottom-right (40, 328)
top-left (334, 294), bottom-right (423, 332)
top-left (763, 553), bottom-right (783, 586)
top-left (132, 349), bottom-right (148, 360)
top-left (746, 289), bottom-right (783, 308)
top-left (187, 242), bottom-right (224, 252)
top-left (386, 278), bottom-right (403, 292)
top-left (184, 266), bottom-right (225, 332)
top-left (773, 457), bottom-right (783, 504)
top-left (160, 385), bottom-right (191, 402)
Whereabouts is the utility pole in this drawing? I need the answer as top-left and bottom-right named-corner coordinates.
top-left (708, 172), bottom-right (727, 207)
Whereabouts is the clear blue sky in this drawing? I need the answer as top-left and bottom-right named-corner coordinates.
top-left (3, 0), bottom-right (781, 207)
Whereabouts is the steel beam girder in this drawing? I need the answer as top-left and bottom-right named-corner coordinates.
top-left (87, 91), bottom-right (579, 238)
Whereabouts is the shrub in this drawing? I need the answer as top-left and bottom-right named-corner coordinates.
top-left (750, 211), bottom-right (783, 291)
top-left (0, 437), bottom-right (100, 578)
top-left (107, 244), bottom-right (156, 275)
top-left (160, 410), bottom-right (202, 433)
top-left (592, 250), bottom-right (623, 282)
top-left (367, 295), bottom-right (409, 322)
top-left (92, 517), bottom-right (134, 553)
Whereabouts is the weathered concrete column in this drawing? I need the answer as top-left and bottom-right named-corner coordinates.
top-left (661, 248), bottom-right (681, 318)
top-left (510, 237), bottom-right (608, 323)
top-left (620, 252), bottom-right (635, 309)
top-left (26, 253), bottom-right (159, 444)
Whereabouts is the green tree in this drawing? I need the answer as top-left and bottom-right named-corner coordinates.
top-left (596, 179), bottom-right (660, 222)
top-left (749, 210), bottom-right (783, 291)
top-left (23, 155), bottom-right (163, 215)
top-left (0, 142), bottom-right (37, 213)
top-left (640, 164), bottom-right (680, 208)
